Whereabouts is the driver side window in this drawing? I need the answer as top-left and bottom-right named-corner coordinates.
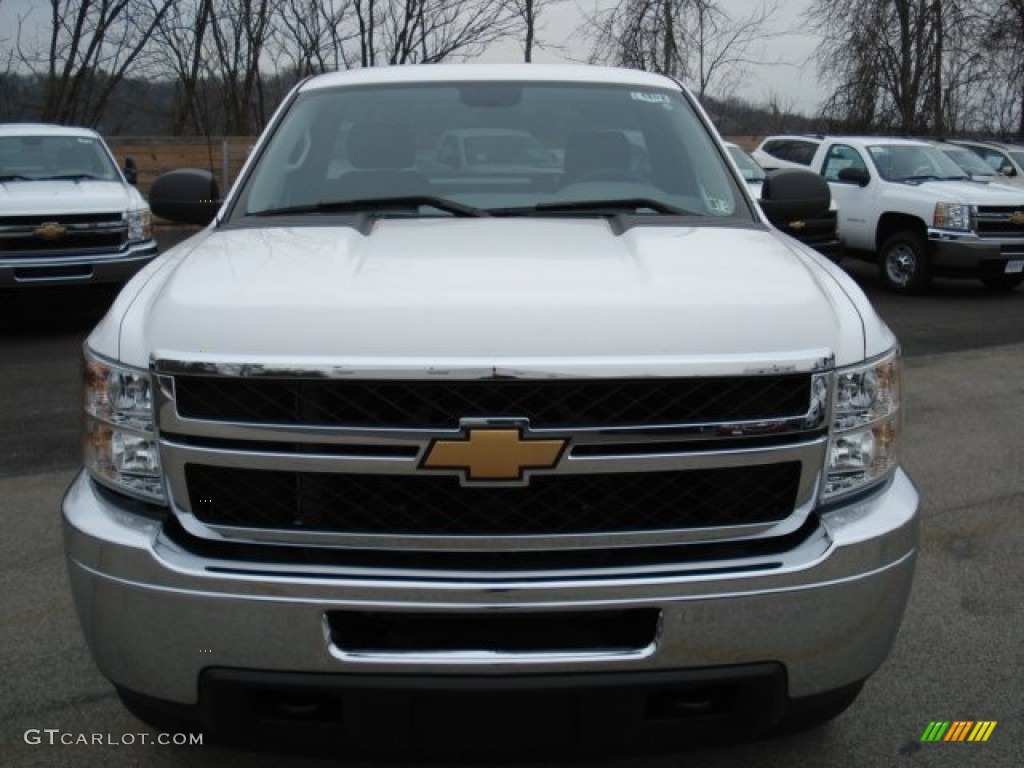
top-left (822, 144), bottom-right (866, 181)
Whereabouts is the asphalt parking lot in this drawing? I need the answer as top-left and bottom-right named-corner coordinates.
top-left (0, 236), bottom-right (1022, 767)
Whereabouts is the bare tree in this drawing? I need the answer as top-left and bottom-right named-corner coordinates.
top-left (150, 0), bottom-right (215, 134)
top-left (508, 0), bottom-right (563, 62)
top-left (202, 0), bottom-right (278, 134)
top-left (807, 0), bottom-right (989, 134)
top-left (17, 0), bottom-right (175, 127)
top-left (584, 0), bottom-right (781, 99)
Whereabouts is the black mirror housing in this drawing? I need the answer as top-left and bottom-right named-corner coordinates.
top-left (123, 156), bottom-right (138, 185)
top-left (149, 169), bottom-right (221, 225)
top-left (837, 166), bottom-right (870, 186)
top-left (758, 168), bottom-right (832, 227)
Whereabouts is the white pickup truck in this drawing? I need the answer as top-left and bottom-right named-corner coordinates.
top-left (756, 135), bottom-right (1024, 292)
top-left (64, 66), bottom-right (918, 758)
top-left (0, 124), bottom-right (156, 288)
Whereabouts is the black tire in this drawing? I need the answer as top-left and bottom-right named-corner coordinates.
top-left (980, 273), bottom-right (1024, 292)
top-left (878, 230), bottom-right (932, 293)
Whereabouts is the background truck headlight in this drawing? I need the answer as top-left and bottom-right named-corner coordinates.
top-left (823, 349), bottom-right (901, 501)
top-left (126, 208), bottom-right (153, 243)
top-left (83, 350), bottom-right (165, 503)
top-left (933, 202), bottom-right (970, 231)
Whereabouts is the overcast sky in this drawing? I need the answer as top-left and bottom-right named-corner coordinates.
top-left (0, 0), bottom-right (827, 114)
top-left (510, 0), bottom-right (825, 112)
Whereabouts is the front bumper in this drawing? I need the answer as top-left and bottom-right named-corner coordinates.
top-left (0, 240), bottom-right (157, 287)
top-left (63, 469), bottom-right (918, 708)
top-left (928, 229), bottom-right (1024, 276)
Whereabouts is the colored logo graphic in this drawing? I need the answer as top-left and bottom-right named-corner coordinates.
top-left (920, 721), bottom-right (996, 742)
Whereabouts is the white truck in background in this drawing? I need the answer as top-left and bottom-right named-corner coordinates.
top-left (755, 134), bottom-right (1024, 292)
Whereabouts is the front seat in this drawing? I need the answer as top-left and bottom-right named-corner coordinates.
top-left (324, 121), bottom-right (428, 200)
top-left (561, 130), bottom-right (632, 185)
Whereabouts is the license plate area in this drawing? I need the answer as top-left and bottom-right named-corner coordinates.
top-left (327, 608), bottom-right (660, 657)
top-left (1006, 259), bottom-right (1023, 274)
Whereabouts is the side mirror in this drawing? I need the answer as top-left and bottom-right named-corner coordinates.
top-left (758, 168), bottom-right (831, 229)
top-left (149, 169), bottom-right (221, 226)
top-left (836, 166), bottom-right (870, 186)
top-left (123, 156), bottom-right (138, 185)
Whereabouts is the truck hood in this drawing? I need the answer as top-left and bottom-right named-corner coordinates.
top-left (906, 178), bottom-right (1024, 204)
top-left (0, 179), bottom-right (143, 214)
top-left (107, 219), bottom-right (876, 373)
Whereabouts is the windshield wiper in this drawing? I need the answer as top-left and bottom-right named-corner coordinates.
top-left (492, 198), bottom-right (695, 216)
top-left (0, 174), bottom-right (33, 182)
top-left (42, 173), bottom-right (103, 181)
top-left (901, 175), bottom-right (944, 183)
top-left (253, 195), bottom-right (490, 218)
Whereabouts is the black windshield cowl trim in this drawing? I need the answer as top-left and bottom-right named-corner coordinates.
top-left (251, 195), bottom-right (491, 219)
top-left (40, 173), bottom-right (105, 182)
top-left (0, 174), bottom-right (32, 182)
top-left (491, 198), bottom-right (697, 217)
top-left (900, 175), bottom-right (968, 184)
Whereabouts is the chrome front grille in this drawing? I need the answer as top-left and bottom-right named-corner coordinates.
top-left (154, 358), bottom-right (832, 559)
top-left (0, 213), bottom-right (127, 257)
top-left (974, 206), bottom-right (1024, 240)
top-left (185, 462), bottom-right (803, 536)
top-left (172, 374), bottom-right (813, 428)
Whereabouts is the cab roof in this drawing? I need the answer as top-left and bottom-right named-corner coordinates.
top-left (299, 64), bottom-right (682, 92)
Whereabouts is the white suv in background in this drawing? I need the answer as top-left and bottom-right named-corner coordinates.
top-left (0, 123), bottom-right (156, 288)
top-left (952, 140), bottom-right (1024, 188)
top-left (751, 135), bottom-right (822, 171)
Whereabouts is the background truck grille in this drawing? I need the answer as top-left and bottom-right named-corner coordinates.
top-left (173, 374), bottom-right (812, 429)
top-left (0, 213), bottom-right (127, 256)
top-left (185, 462), bottom-right (802, 535)
top-left (975, 206), bottom-right (1024, 239)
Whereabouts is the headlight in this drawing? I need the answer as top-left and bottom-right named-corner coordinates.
top-left (822, 349), bottom-right (901, 501)
top-left (83, 349), bottom-right (165, 503)
top-left (933, 202), bottom-right (970, 231)
top-left (126, 207), bottom-right (153, 242)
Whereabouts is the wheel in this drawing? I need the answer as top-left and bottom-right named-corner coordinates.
top-left (878, 231), bottom-right (932, 293)
top-left (980, 273), bottom-right (1023, 292)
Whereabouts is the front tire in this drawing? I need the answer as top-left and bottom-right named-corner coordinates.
top-left (878, 231), bottom-right (932, 293)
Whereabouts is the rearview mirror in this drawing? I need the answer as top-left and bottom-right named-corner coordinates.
top-left (837, 166), bottom-right (870, 186)
top-left (758, 168), bottom-right (831, 228)
top-left (149, 169), bottom-right (221, 225)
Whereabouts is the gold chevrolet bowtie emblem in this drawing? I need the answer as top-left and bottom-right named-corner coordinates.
top-left (34, 222), bottom-right (67, 240)
top-left (1011, 211), bottom-right (1024, 226)
top-left (787, 220), bottom-right (806, 231)
top-left (422, 428), bottom-right (566, 482)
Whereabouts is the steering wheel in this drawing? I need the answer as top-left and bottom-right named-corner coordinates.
top-left (911, 165), bottom-right (932, 177)
top-left (570, 168), bottom-right (647, 184)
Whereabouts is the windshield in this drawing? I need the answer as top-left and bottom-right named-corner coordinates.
top-left (0, 135), bottom-right (120, 181)
top-left (239, 81), bottom-right (746, 220)
top-left (726, 144), bottom-right (765, 182)
top-left (866, 144), bottom-right (968, 182)
top-left (941, 147), bottom-right (997, 177)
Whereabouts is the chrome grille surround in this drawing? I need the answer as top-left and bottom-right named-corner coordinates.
top-left (153, 353), bottom-right (834, 555)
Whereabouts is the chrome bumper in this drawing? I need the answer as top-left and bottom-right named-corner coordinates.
top-left (927, 228), bottom-right (1024, 272)
top-left (0, 240), bottom-right (157, 286)
top-left (63, 469), bottom-right (918, 706)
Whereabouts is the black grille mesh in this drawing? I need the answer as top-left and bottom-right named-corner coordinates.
top-left (975, 207), bottom-right (1024, 238)
top-left (186, 463), bottom-right (802, 536)
top-left (173, 375), bottom-right (812, 428)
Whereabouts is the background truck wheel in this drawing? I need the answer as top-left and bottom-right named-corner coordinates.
top-left (878, 231), bottom-right (932, 293)
top-left (980, 273), bottom-right (1024, 292)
